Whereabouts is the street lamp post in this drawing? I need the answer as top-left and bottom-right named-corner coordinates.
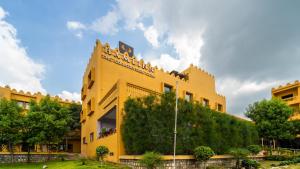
top-left (173, 81), bottom-right (179, 169)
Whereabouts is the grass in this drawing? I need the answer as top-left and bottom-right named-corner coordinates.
top-left (260, 160), bottom-right (300, 169)
top-left (0, 160), bottom-right (131, 169)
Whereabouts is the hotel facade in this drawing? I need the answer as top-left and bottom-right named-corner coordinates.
top-left (272, 81), bottom-right (300, 121)
top-left (0, 86), bottom-right (81, 153)
top-left (81, 40), bottom-right (226, 162)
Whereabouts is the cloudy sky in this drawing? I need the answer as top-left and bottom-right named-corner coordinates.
top-left (0, 0), bottom-right (299, 117)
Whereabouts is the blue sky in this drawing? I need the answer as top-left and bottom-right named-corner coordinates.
top-left (1, 0), bottom-right (300, 117)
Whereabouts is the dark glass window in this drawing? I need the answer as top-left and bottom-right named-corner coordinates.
top-left (164, 84), bottom-right (172, 93)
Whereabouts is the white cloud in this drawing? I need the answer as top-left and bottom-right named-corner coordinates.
top-left (0, 6), bottom-right (46, 93)
top-left (66, 10), bottom-right (119, 38)
top-left (90, 10), bottom-right (119, 35)
top-left (216, 78), bottom-right (281, 115)
top-left (58, 90), bottom-right (81, 102)
top-left (150, 53), bottom-right (180, 72)
top-left (66, 21), bottom-right (86, 30)
top-left (137, 23), bottom-right (160, 48)
top-left (217, 78), bottom-right (279, 96)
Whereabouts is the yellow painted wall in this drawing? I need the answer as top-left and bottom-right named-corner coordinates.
top-left (81, 39), bottom-right (227, 162)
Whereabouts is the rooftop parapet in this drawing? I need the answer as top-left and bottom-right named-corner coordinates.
top-left (271, 80), bottom-right (300, 92)
top-left (0, 85), bottom-right (80, 104)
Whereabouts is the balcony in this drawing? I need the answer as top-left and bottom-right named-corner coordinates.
top-left (282, 96), bottom-right (299, 105)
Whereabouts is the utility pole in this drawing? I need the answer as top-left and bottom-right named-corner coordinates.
top-left (173, 81), bottom-right (179, 169)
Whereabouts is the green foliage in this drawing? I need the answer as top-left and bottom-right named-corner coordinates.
top-left (122, 92), bottom-right (259, 155)
top-left (265, 155), bottom-right (293, 161)
top-left (80, 157), bottom-right (87, 165)
top-left (96, 146), bottom-right (109, 161)
top-left (245, 99), bottom-right (295, 142)
top-left (139, 152), bottom-right (163, 169)
top-left (68, 103), bottom-right (81, 130)
top-left (27, 96), bottom-right (72, 147)
top-left (228, 148), bottom-right (250, 169)
top-left (241, 159), bottom-right (260, 169)
top-left (193, 146), bottom-right (214, 162)
top-left (247, 145), bottom-right (261, 155)
top-left (0, 98), bottom-right (23, 161)
top-left (278, 157), bottom-right (300, 166)
top-left (228, 148), bottom-right (250, 159)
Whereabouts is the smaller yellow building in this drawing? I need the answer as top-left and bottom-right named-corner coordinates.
top-left (272, 80), bottom-right (300, 120)
top-left (0, 85), bottom-right (81, 153)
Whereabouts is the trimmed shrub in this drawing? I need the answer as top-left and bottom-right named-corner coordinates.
top-left (139, 152), bottom-right (163, 169)
top-left (247, 145), bottom-right (261, 155)
top-left (242, 159), bottom-right (260, 169)
top-left (96, 146), bottom-right (109, 161)
top-left (194, 146), bottom-right (215, 162)
top-left (265, 155), bottom-right (292, 161)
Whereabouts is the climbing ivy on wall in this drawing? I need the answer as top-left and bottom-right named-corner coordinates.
top-left (121, 92), bottom-right (259, 155)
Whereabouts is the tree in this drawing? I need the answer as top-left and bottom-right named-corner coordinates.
top-left (228, 148), bottom-right (250, 169)
top-left (193, 146), bottom-right (215, 169)
top-left (247, 145), bottom-right (261, 155)
top-left (139, 152), bottom-right (163, 169)
top-left (22, 101), bottom-right (47, 162)
top-left (68, 103), bottom-right (81, 130)
top-left (0, 98), bottom-right (23, 163)
top-left (28, 96), bottom-right (72, 159)
top-left (96, 146), bottom-right (109, 166)
top-left (245, 99), bottom-right (295, 149)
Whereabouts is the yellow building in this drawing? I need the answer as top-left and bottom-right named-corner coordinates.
top-left (0, 85), bottom-right (81, 153)
top-left (81, 40), bottom-right (226, 162)
top-left (272, 80), bottom-right (300, 120)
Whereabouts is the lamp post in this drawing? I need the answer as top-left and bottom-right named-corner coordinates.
top-left (173, 81), bottom-right (179, 169)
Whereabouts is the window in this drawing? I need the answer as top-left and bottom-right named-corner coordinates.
top-left (90, 132), bottom-right (94, 142)
top-left (87, 99), bottom-right (94, 115)
top-left (83, 137), bottom-right (87, 144)
top-left (185, 92), bottom-right (193, 102)
top-left (97, 106), bottom-right (117, 138)
top-left (164, 84), bottom-right (172, 93)
top-left (217, 104), bottom-right (223, 111)
top-left (16, 101), bottom-right (29, 109)
top-left (281, 94), bottom-right (293, 100)
top-left (203, 99), bottom-right (209, 107)
top-left (88, 68), bottom-right (95, 89)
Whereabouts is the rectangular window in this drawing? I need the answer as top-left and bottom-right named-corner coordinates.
top-left (217, 104), bottom-right (223, 111)
top-left (88, 68), bottom-right (95, 89)
top-left (90, 132), bottom-right (94, 142)
top-left (97, 106), bottom-right (117, 138)
top-left (83, 137), bottom-right (87, 144)
top-left (281, 94), bottom-right (293, 100)
top-left (185, 92), bottom-right (193, 102)
top-left (164, 84), bottom-right (172, 93)
top-left (203, 99), bottom-right (209, 107)
top-left (87, 100), bottom-right (92, 114)
top-left (16, 101), bottom-right (29, 109)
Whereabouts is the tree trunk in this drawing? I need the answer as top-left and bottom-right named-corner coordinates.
top-left (27, 145), bottom-right (31, 163)
top-left (47, 143), bottom-right (51, 161)
top-left (8, 142), bottom-right (14, 163)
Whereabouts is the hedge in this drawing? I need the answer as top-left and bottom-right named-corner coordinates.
top-left (121, 92), bottom-right (259, 155)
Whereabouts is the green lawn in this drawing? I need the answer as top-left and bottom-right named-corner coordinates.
top-left (0, 160), bottom-right (131, 169)
top-left (260, 161), bottom-right (300, 169)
